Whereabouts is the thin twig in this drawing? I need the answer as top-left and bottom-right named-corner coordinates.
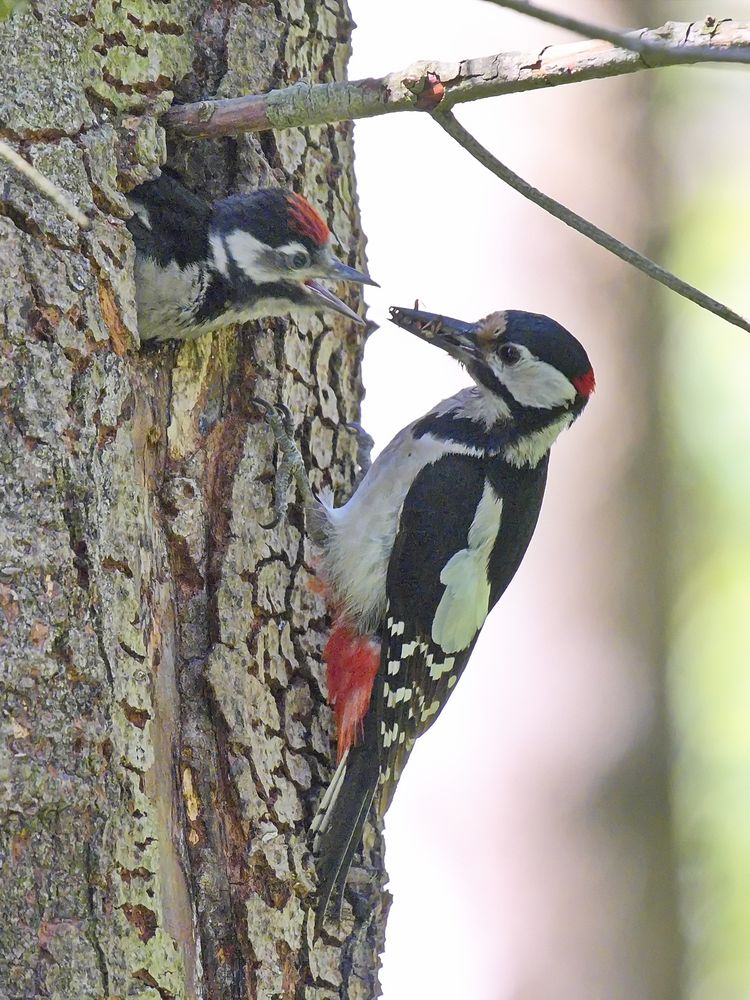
top-left (485, 0), bottom-right (750, 65)
top-left (485, 0), bottom-right (646, 49)
top-left (0, 140), bottom-right (91, 229)
top-left (162, 19), bottom-right (750, 140)
top-left (432, 110), bottom-right (750, 336)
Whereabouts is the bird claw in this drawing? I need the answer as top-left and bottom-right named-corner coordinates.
top-left (252, 396), bottom-right (314, 528)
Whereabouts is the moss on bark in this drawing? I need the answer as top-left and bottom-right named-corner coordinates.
top-left (0, 1), bottom-right (386, 997)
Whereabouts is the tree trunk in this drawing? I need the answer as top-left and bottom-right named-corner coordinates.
top-left (0, 3), bottom-right (386, 998)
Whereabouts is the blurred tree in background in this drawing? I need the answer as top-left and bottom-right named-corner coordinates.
top-left (663, 45), bottom-right (750, 1000)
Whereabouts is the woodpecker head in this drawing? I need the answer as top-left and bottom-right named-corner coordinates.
top-left (389, 306), bottom-right (595, 416)
top-left (209, 189), bottom-right (376, 324)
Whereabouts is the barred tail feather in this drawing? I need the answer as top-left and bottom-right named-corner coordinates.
top-left (312, 702), bottom-right (380, 935)
top-left (310, 750), bottom-right (349, 847)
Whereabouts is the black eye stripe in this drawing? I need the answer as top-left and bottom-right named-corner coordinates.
top-left (499, 343), bottom-right (522, 365)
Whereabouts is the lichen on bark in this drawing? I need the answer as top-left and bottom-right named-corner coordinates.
top-left (0, 1), bottom-right (387, 998)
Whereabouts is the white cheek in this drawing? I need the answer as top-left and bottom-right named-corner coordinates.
top-left (495, 357), bottom-right (576, 409)
top-left (223, 229), bottom-right (279, 282)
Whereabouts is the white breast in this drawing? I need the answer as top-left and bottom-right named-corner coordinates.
top-left (134, 258), bottom-right (209, 341)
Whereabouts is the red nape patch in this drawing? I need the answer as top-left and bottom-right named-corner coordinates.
top-left (324, 622), bottom-right (380, 762)
top-left (573, 368), bottom-right (596, 398)
top-left (286, 193), bottom-right (329, 247)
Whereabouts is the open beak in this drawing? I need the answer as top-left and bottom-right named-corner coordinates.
top-left (388, 306), bottom-right (480, 365)
top-left (327, 257), bottom-right (379, 287)
top-left (304, 258), bottom-right (378, 326)
top-left (305, 279), bottom-right (365, 325)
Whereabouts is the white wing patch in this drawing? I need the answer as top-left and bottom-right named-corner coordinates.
top-left (209, 232), bottom-right (230, 276)
top-left (431, 481), bottom-right (503, 654)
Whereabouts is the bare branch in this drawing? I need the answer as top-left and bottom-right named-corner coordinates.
top-left (162, 19), bottom-right (750, 140)
top-left (0, 139), bottom-right (91, 230)
top-left (485, 1), bottom-right (750, 65)
top-left (432, 110), bottom-right (750, 337)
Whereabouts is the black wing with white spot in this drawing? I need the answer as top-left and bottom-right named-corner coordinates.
top-left (376, 450), bottom-right (549, 812)
top-left (376, 453), bottom-right (487, 811)
top-left (378, 612), bottom-right (475, 813)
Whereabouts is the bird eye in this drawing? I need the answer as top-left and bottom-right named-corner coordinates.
top-left (290, 251), bottom-right (309, 269)
top-left (499, 343), bottom-right (522, 366)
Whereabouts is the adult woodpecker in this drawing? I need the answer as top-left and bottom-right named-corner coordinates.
top-left (258, 305), bottom-right (595, 930)
top-left (126, 172), bottom-right (375, 342)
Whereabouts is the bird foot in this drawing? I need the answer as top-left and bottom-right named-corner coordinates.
top-left (252, 397), bottom-right (316, 528)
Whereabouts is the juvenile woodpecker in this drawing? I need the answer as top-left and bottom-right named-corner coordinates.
top-left (259, 305), bottom-right (595, 930)
top-left (126, 172), bottom-right (375, 342)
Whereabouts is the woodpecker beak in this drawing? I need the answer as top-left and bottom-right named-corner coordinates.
top-left (304, 259), bottom-right (377, 326)
top-left (305, 279), bottom-right (366, 325)
top-left (388, 306), bottom-right (480, 364)
top-left (326, 258), bottom-right (379, 288)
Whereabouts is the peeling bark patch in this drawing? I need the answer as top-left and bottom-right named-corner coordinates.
top-left (97, 279), bottom-right (132, 355)
top-left (120, 700), bottom-right (151, 729)
top-left (182, 765), bottom-right (202, 823)
top-left (121, 903), bottom-right (158, 943)
top-left (100, 555), bottom-right (134, 577)
top-left (248, 850), bottom-right (293, 910)
top-left (166, 531), bottom-right (205, 598)
top-left (0, 584), bottom-right (20, 625)
top-left (28, 303), bottom-right (62, 341)
top-left (11, 829), bottom-right (31, 863)
top-left (96, 422), bottom-right (117, 449)
top-left (117, 864), bottom-right (154, 885)
top-left (28, 620), bottom-right (50, 648)
top-left (277, 938), bottom-right (300, 996)
top-left (133, 967), bottom-right (176, 998)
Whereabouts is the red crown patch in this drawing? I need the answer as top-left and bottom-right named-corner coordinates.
top-left (573, 368), bottom-right (596, 398)
top-left (286, 192), bottom-right (330, 246)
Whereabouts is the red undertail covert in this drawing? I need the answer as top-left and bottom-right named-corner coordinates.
top-left (324, 622), bottom-right (380, 761)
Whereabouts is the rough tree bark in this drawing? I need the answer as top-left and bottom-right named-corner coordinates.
top-left (0, 2), bottom-right (386, 999)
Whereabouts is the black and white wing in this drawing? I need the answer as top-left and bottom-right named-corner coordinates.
top-left (376, 450), bottom-right (548, 812)
top-left (126, 171), bottom-right (212, 268)
top-left (376, 452), bottom-right (491, 811)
